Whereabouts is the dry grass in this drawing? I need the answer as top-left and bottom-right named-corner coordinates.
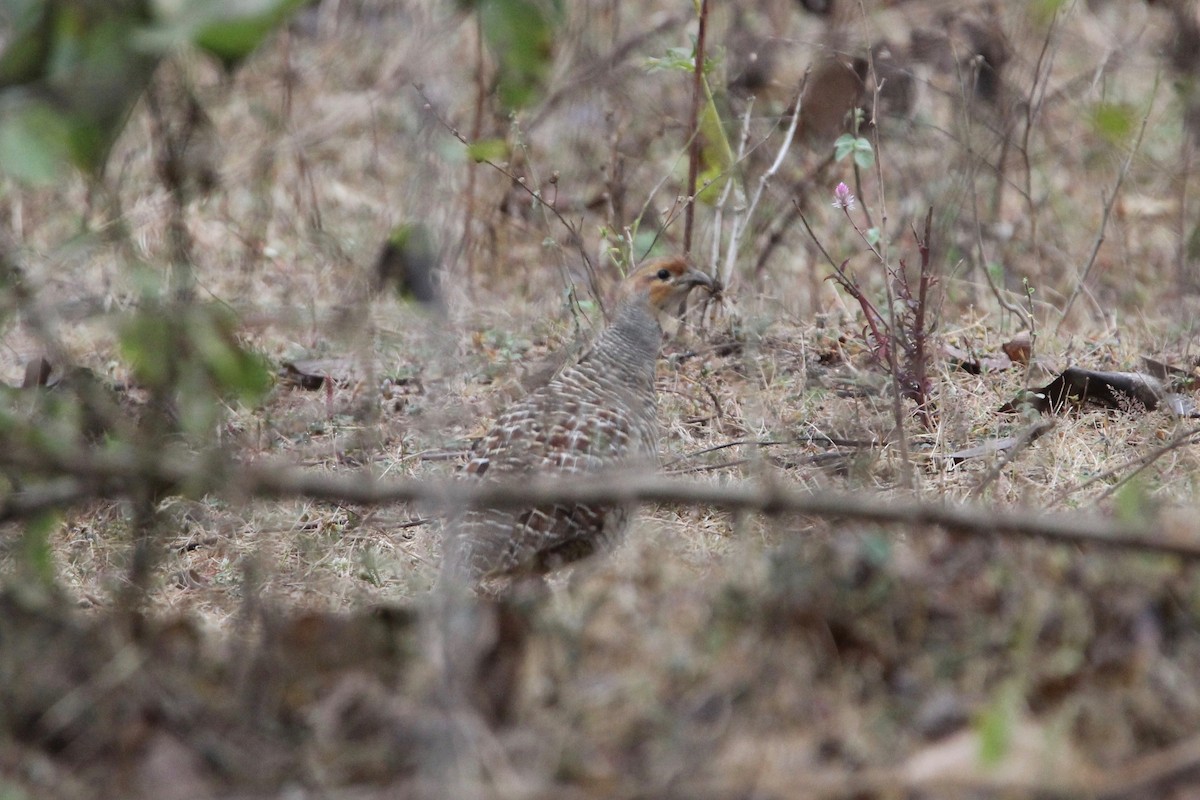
top-left (3, 0), bottom-right (1200, 797)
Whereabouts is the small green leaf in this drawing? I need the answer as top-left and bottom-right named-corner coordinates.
top-left (477, 0), bottom-right (561, 110)
top-left (140, 0), bottom-right (307, 69)
top-left (852, 138), bottom-right (875, 169)
top-left (0, 0), bottom-right (53, 87)
top-left (1033, 0), bottom-right (1069, 25)
top-left (1090, 101), bottom-right (1136, 145)
top-left (834, 133), bottom-right (856, 162)
top-left (191, 309), bottom-right (272, 402)
top-left (119, 311), bottom-right (174, 389)
top-left (0, 97), bottom-right (74, 183)
top-left (633, 229), bottom-right (660, 260)
top-left (119, 304), bottom-right (270, 405)
top-left (1114, 478), bottom-right (1151, 525)
top-left (695, 73), bottom-right (733, 204)
top-left (465, 138), bottom-right (508, 163)
top-left (865, 227), bottom-right (881, 246)
top-left (834, 134), bottom-right (874, 168)
top-left (21, 511), bottom-right (59, 588)
top-left (976, 681), bottom-right (1020, 766)
top-left (645, 45), bottom-right (700, 74)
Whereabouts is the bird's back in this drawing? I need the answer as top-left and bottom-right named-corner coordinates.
top-left (440, 255), bottom-right (714, 591)
top-left (444, 307), bottom-right (662, 586)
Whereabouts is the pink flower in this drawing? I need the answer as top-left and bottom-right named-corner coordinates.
top-left (832, 181), bottom-right (856, 210)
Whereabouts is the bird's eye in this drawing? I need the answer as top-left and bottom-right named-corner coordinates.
top-left (656, 268), bottom-right (672, 281)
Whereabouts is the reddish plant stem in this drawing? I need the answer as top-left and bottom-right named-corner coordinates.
top-left (909, 207), bottom-right (935, 429)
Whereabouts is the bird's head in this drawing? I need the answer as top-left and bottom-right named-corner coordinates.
top-left (618, 256), bottom-right (716, 311)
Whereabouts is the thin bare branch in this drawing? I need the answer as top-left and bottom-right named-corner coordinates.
top-left (682, 0), bottom-right (708, 257)
top-left (3, 445), bottom-right (1200, 560)
top-left (1057, 71), bottom-right (1159, 330)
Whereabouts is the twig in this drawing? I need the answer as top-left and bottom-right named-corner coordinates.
top-left (797, 209), bottom-right (840, 270)
top-left (969, 418), bottom-right (1057, 499)
top-left (1057, 71), bottom-right (1159, 330)
top-left (752, 150), bottom-right (836, 279)
top-left (970, 182), bottom-right (1033, 329)
top-left (4, 444), bottom-right (1200, 559)
top-left (1015, 5), bottom-right (1062, 253)
top-left (1053, 424), bottom-right (1200, 506)
top-left (710, 99), bottom-right (754, 273)
top-left (721, 81), bottom-right (805, 289)
top-left (683, 0), bottom-right (709, 257)
top-left (462, 9), bottom-right (487, 286)
top-left (0, 479), bottom-right (94, 524)
top-left (412, 83), bottom-right (602, 310)
top-left (526, 12), bottom-right (686, 132)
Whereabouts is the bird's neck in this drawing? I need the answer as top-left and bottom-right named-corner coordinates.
top-left (585, 300), bottom-right (662, 382)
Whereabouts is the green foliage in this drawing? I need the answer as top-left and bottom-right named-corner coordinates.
top-left (465, 138), bottom-right (509, 163)
top-left (1032, 0), bottom-right (1070, 25)
top-left (1114, 477), bottom-right (1151, 525)
top-left (190, 0), bottom-right (309, 68)
top-left (0, 0), bottom-right (157, 176)
top-left (0, 96), bottom-right (74, 183)
top-left (119, 304), bottom-right (272, 433)
top-left (976, 680), bottom-right (1020, 765)
top-left (378, 223), bottom-right (440, 305)
top-left (644, 44), bottom-right (715, 75)
top-left (1089, 101), bottom-right (1137, 145)
top-left (141, 0), bottom-right (309, 69)
top-left (468, 0), bottom-right (562, 110)
top-left (0, 0), bottom-right (53, 86)
top-left (695, 78), bottom-right (733, 204)
top-left (834, 134), bottom-right (875, 169)
top-left (0, 0), bottom-right (303, 179)
top-left (646, 41), bottom-right (733, 204)
top-left (20, 511), bottom-right (59, 588)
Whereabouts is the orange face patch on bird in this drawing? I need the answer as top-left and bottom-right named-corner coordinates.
top-left (618, 256), bottom-right (716, 310)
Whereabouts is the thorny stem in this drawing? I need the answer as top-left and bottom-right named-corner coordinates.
top-left (828, 257), bottom-right (891, 362)
top-left (909, 208), bottom-right (935, 430)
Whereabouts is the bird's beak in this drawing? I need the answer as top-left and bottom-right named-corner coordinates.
top-left (680, 267), bottom-right (717, 292)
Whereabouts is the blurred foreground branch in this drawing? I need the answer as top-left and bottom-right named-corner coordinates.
top-left (2, 444), bottom-right (1199, 559)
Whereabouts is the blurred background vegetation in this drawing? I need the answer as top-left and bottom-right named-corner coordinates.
top-left (2, 0), bottom-right (1200, 797)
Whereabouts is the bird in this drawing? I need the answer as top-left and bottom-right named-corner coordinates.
top-left (441, 256), bottom-right (715, 592)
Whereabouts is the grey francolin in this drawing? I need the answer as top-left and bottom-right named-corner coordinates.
top-left (442, 256), bottom-right (714, 591)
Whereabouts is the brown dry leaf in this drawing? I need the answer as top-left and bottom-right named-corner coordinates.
top-left (1001, 332), bottom-right (1032, 365)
